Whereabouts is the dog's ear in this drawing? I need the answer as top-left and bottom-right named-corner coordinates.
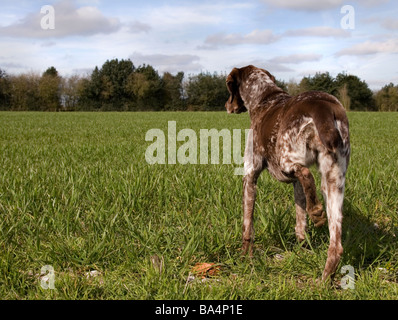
top-left (226, 68), bottom-right (240, 90)
top-left (227, 68), bottom-right (242, 99)
top-left (226, 68), bottom-right (240, 103)
top-left (225, 67), bottom-right (247, 114)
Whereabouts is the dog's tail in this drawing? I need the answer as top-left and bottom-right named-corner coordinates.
top-left (311, 101), bottom-right (350, 155)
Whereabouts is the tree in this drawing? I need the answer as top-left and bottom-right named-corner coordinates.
top-left (162, 71), bottom-right (185, 110)
top-left (0, 68), bottom-right (10, 110)
top-left (9, 72), bottom-right (41, 111)
top-left (43, 66), bottom-right (59, 77)
top-left (98, 59), bottom-right (135, 110)
top-left (185, 72), bottom-right (229, 111)
top-left (61, 75), bottom-right (86, 111)
top-left (39, 67), bottom-right (61, 111)
top-left (275, 79), bottom-right (288, 92)
top-left (71, 76), bottom-right (92, 111)
top-left (125, 64), bottom-right (164, 110)
top-left (374, 83), bottom-right (398, 111)
top-left (300, 72), bottom-right (337, 95)
top-left (299, 72), bottom-right (375, 111)
top-left (4, 58), bottom-right (392, 112)
top-left (335, 73), bottom-right (376, 111)
top-left (337, 83), bottom-right (351, 111)
top-left (285, 79), bottom-right (303, 96)
top-left (86, 66), bottom-right (102, 109)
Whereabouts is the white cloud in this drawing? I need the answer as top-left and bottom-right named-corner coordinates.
top-left (336, 39), bottom-right (398, 56)
top-left (0, 61), bottom-right (27, 70)
top-left (146, 4), bottom-right (222, 27)
top-left (284, 26), bottom-right (350, 38)
top-left (202, 26), bottom-right (349, 50)
top-left (268, 54), bottom-right (322, 64)
top-left (40, 41), bottom-right (56, 47)
top-left (260, 0), bottom-right (389, 11)
top-left (0, 0), bottom-right (121, 38)
top-left (203, 29), bottom-right (279, 48)
top-left (237, 60), bottom-right (294, 73)
top-left (129, 52), bottom-right (202, 74)
top-left (150, 2), bottom-right (253, 27)
top-left (359, 0), bottom-right (390, 7)
top-left (237, 54), bottom-right (323, 74)
top-left (261, 0), bottom-right (344, 11)
top-left (127, 21), bottom-right (152, 34)
top-left (381, 18), bottom-right (398, 30)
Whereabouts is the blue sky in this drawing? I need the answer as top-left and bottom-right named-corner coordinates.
top-left (0, 0), bottom-right (397, 89)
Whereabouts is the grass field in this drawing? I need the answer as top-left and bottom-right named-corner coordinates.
top-left (0, 111), bottom-right (397, 300)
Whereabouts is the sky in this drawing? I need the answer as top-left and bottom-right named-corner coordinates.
top-left (0, 0), bottom-right (397, 89)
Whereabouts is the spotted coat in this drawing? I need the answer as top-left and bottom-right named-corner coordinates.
top-left (225, 65), bottom-right (350, 281)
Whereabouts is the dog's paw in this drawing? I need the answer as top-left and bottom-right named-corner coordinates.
top-left (308, 205), bottom-right (327, 227)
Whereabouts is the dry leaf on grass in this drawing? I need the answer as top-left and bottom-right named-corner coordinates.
top-left (191, 263), bottom-right (220, 278)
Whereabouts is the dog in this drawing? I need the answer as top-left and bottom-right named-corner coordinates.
top-left (225, 65), bottom-right (350, 281)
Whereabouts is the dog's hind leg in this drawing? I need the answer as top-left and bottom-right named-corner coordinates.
top-left (293, 164), bottom-right (327, 228)
top-left (319, 152), bottom-right (347, 281)
top-left (293, 180), bottom-right (307, 242)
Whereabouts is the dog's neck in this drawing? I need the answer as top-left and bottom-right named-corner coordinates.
top-left (239, 69), bottom-right (289, 118)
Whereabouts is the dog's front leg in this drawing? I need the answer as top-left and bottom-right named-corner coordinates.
top-left (242, 171), bottom-right (257, 256)
top-left (241, 129), bottom-right (263, 256)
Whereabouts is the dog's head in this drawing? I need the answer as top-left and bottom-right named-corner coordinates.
top-left (225, 67), bottom-right (247, 114)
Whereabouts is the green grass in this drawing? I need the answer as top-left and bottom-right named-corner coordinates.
top-left (0, 111), bottom-right (397, 299)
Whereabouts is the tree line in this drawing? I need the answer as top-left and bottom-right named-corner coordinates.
top-left (0, 59), bottom-right (397, 111)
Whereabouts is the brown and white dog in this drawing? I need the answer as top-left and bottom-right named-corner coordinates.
top-left (225, 65), bottom-right (350, 281)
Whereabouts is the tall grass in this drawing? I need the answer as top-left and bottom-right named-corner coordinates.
top-left (0, 111), bottom-right (397, 299)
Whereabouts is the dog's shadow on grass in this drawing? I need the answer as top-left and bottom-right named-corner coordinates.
top-left (340, 200), bottom-right (397, 270)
